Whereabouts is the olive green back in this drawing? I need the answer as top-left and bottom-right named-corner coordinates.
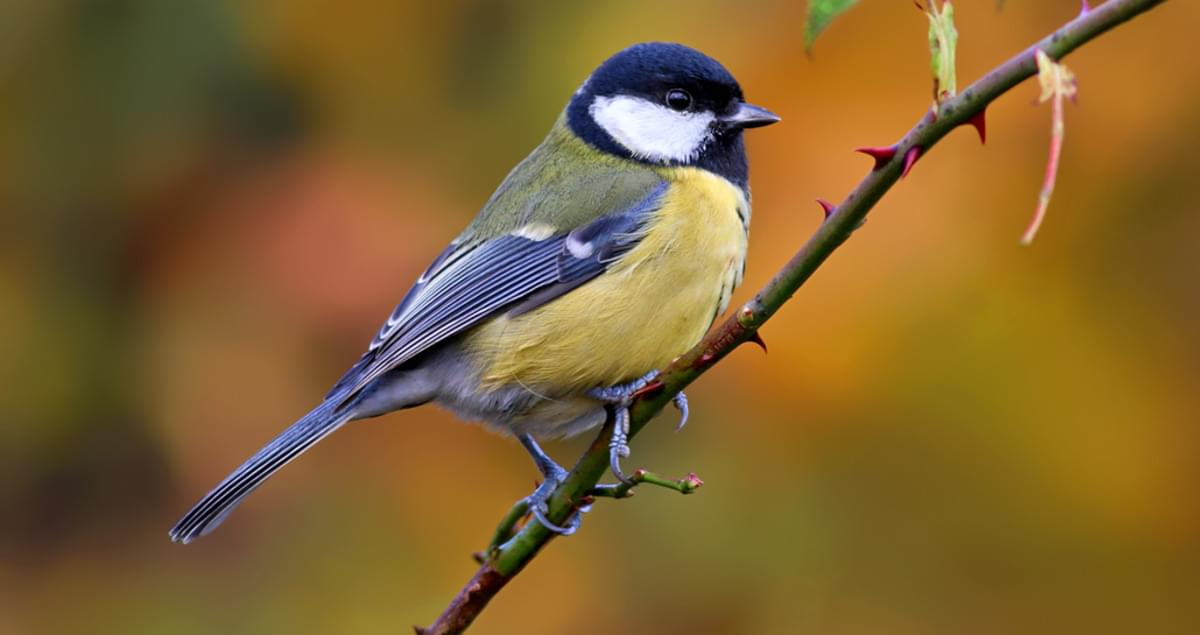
top-left (458, 114), bottom-right (666, 244)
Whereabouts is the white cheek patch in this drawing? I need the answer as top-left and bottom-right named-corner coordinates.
top-left (589, 95), bottom-right (715, 164)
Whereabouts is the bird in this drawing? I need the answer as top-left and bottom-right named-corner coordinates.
top-left (169, 41), bottom-right (779, 544)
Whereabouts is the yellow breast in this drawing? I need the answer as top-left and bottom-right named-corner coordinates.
top-left (465, 167), bottom-right (749, 395)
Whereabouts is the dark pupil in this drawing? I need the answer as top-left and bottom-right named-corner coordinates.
top-left (666, 89), bottom-right (691, 111)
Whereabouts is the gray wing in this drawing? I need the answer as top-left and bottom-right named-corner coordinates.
top-left (326, 180), bottom-right (668, 403)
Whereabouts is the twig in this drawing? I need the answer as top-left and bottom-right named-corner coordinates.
top-left (1023, 49), bottom-right (1079, 245)
top-left (419, 1), bottom-right (1169, 632)
top-left (1024, 80), bottom-right (1065, 244)
top-left (588, 469), bottom-right (704, 499)
top-left (483, 498), bottom-right (528, 556)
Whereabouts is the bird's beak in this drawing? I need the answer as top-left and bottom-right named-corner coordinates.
top-left (720, 101), bottom-right (781, 129)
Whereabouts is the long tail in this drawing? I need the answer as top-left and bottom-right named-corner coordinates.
top-left (169, 398), bottom-right (355, 544)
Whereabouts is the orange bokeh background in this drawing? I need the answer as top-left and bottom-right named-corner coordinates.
top-left (1, 2), bottom-right (1197, 633)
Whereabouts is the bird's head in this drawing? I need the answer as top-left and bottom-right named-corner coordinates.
top-left (567, 42), bottom-right (778, 181)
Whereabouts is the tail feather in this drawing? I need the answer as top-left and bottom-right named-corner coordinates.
top-left (169, 398), bottom-right (354, 544)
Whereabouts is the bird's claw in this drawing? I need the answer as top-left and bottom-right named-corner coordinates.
top-left (517, 434), bottom-right (587, 535)
top-left (672, 391), bottom-right (689, 431)
top-left (590, 370), bottom-right (659, 403)
top-left (608, 406), bottom-right (634, 483)
top-left (523, 471), bottom-right (592, 535)
top-left (530, 499), bottom-right (580, 536)
top-left (590, 371), bottom-right (690, 484)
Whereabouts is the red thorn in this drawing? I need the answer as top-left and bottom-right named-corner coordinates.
top-left (966, 108), bottom-right (987, 144)
top-left (900, 146), bottom-right (922, 179)
top-left (816, 198), bottom-right (836, 219)
top-left (855, 145), bottom-right (897, 171)
top-left (746, 331), bottom-right (768, 353)
top-left (1080, 0), bottom-right (1091, 16)
top-left (632, 378), bottom-right (665, 400)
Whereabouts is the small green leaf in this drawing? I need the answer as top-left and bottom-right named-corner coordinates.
top-left (924, 0), bottom-right (959, 105)
top-left (804, 0), bottom-right (861, 53)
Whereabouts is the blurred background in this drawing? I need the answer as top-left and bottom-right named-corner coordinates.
top-left (2, 1), bottom-right (1197, 633)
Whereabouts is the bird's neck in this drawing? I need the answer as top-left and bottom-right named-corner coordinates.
top-left (555, 111), bottom-right (751, 194)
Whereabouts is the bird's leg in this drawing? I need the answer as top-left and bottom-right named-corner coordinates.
top-left (517, 434), bottom-right (588, 536)
top-left (589, 371), bottom-right (689, 484)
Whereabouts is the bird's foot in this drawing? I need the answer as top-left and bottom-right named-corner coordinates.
top-left (524, 469), bottom-right (587, 536)
top-left (589, 371), bottom-right (689, 484)
top-left (517, 434), bottom-right (588, 536)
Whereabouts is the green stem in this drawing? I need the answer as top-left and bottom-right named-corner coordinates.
top-left (419, 1), bottom-right (1169, 632)
top-left (484, 499), bottom-right (528, 555)
top-left (589, 469), bottom-right (704, 498)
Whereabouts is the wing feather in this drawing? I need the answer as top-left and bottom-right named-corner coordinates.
top-left (328, 179), bottom-right (667, 404)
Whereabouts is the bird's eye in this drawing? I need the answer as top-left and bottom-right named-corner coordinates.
top-left (665, 89), bottom-right (692, 111)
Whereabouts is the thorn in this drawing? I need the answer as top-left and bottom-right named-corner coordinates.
top-left (1079, 0), bottom-right (1091, 16)
top-left (746, 331), bottom-right (768, 353)
top-left (855, 145), bottom-right (897, 171)
top-left (816, 198), bottom-right (836, 219)
top-left (695, 352), bottom-right (716, 368)
top-left (966, 108), bottom-right (987, 144)
top-left (900, 146), bottom-right (922, 179)
top-left (471, 551), bottom-right (485, 565)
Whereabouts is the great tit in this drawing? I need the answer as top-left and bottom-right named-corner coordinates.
top-left (170, 42), bottom-right (779, 543)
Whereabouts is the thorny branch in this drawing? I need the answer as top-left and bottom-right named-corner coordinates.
top-left (418, 1), bottom-right (1169, 633)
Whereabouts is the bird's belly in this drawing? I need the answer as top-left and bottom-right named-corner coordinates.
top-left (460, 168), bottom-right (748, 435)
